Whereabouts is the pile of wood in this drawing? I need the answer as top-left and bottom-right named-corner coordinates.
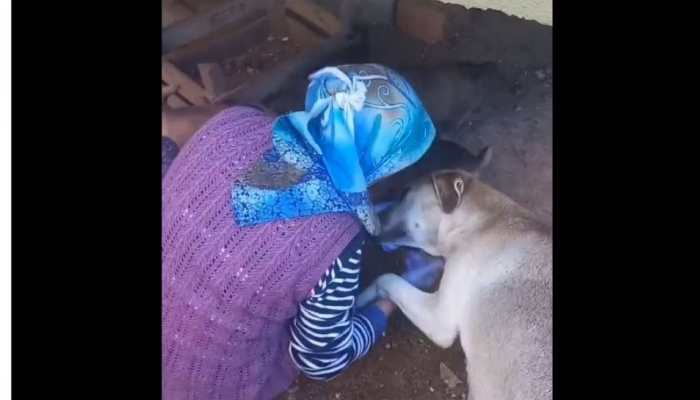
top-left (161, 0), bottom-right (472, 109)
top-left (162, 0), bottom-right (354, 108)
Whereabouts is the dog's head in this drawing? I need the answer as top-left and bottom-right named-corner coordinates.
top-left (369, 140), bottom-right (492, 204)
top-left (378, 169), bottom-right (475, 256)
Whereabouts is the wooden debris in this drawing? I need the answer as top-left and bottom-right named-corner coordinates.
top-left (213, 33), bottom-right (359, 104)
top-left (285, 14), bottom-right (323, 48)
top-left (162, 0), bottom-right (196, 28)
top-left (162, 82), bottom-right (190, 109)
top-left (166, 94), bottom-right (191, 109)
top-left (286, 0), bottom-right (345, 36)
top-left (162, 60), bottom-right (209, 105)
top-left (198, 63), bottom-right (227, 101)
top-left (165, 16), bottom-right (270, 75)
top-left (162, 0), bottom-right (265, 53)
top-left (265, 0), bottom-right (288, 38)
top-left (162, 0), bottom-right (356, 109)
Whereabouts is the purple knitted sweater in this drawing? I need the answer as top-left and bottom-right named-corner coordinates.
top-left (162, 106), bottom-right (360, 400)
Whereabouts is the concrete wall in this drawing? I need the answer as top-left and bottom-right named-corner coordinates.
top-left (440, 0), bottom-right (552, 25)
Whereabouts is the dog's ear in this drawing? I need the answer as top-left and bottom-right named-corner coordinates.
top-left (432, 171), bottom-right (471, 213)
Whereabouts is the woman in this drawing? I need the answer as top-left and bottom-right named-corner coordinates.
top-left (162, 64), bottom-right (443, 399)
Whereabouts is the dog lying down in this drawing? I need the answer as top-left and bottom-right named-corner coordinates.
top-left (359, 169), bottom-right (552, 400)
top-left (362, 139), bottom-right (491, 286)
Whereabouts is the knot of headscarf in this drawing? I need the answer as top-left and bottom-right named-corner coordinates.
top-left (232, 64), bottom-right (436, 236)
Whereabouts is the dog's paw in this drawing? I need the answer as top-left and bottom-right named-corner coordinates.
top-left (358, 274), bottom-right (404, 307)
top-left (374, 273), bottom-right (403, 300)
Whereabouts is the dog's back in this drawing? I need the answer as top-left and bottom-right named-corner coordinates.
top-left (454, 186), bottom-right (552, 400)
top-left (363, 168), bottom-right (551, 399)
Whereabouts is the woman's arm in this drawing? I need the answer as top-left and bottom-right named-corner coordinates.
top-left (162, 136), bottom-right (180, 178)
top-left (289, 233), bottom-right (396, 380)
top-left (288, 239), bottom-right (445, 380)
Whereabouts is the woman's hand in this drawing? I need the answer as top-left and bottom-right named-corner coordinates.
top-left (400, 248), bottom-right (445, 291)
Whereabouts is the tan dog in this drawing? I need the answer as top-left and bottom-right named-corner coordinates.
top-left (358, 169), bottom-right (552, 400)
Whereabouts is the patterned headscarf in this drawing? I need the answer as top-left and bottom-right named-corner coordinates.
top-left (232, 64), bottom-right (436, 235)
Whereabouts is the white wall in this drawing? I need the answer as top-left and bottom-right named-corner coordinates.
top-left (440, 0), bottom-right (552, 25)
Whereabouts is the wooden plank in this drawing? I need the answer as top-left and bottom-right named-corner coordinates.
top-left (168, 94), bottom-right (191, 108)
top-left (162, 82), bottom-right (179, 99)
top-left (198, 63), bottom-right (227, 101)
top-left (162, 0), bottom-right (264, 53)
top-left (286, 14), bottom-right (322, 48)
top-left (285, 0), bottom-right (344, 36)
top-left (265, 0), bottom-right (288, 38)
top-left (213, 33), bottom-right (359, 104)
top-left (162, 60), bottom-right (209, 105)
top-left (162, 0), bottom-right (196, 28)
top-left (396, 0), bottom-right (447, 44)
top-left (162, 81), bottom-right (192, 108)
top-left (164, 16), bottom-right (270, 77)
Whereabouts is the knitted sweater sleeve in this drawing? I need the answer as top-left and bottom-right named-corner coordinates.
top-left (289, 232), bottom-right (388, 380)
top-left (162, 136), bottom-right (179, 178)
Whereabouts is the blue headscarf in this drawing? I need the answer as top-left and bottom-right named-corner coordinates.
top-left (232, 64), bottom-right (436, 235)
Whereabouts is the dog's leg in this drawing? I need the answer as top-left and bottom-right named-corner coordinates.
top-left (356, 282), bottom-right (379, 308)
top-left (374, 273), bottom-right (458, 348)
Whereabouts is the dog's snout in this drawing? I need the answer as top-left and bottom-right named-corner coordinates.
top-left (375, 200), bottom-right (408, 250)
top-left (378, 207), bottom-right (395, 232)
top-left (374, 201), bottom-right (398, 215)
top-left (376, 201), bottom-right (397, 229)
top-left (378, 219), bottom-right (406, 243)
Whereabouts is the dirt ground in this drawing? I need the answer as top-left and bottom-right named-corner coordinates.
top-left (267, 6), bottom-right (552, 400)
